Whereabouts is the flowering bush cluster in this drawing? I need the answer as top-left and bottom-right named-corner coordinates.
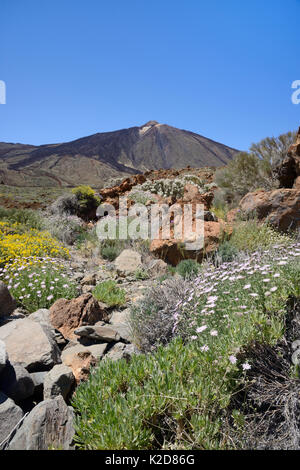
top-left (127, 189), bottom-right (155, 205)
top-left (73, 242), bottom-right (300, 450)
top-left (0, 257), bottom-right (77, 312)
top-left (0, 222), bottom-right (70, 266)
top-left (131, 243), bottom-right (300, 361)
top-left (173, 243), bottom-right (300, 364)
top-left (132, 174), bottom-right (217, 199)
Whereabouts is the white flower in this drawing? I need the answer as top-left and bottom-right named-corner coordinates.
top-left (244, 284), bottom-right (251, 290)
top-left (229, 355), bottom-right (237, 364)
top-left (210, 330), bottom-right (218, 336)
top-left (196, 325), bottom-right (207, 333)
top-left (242, 362), bottom-right (251, 370)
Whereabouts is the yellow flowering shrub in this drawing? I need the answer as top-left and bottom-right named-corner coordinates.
top-left (0, 222), bottom-right (70, 266)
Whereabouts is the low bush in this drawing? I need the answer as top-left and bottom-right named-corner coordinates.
top-left (100, 239), bottom-right (123, 261)
top-left (211, 189), bottom-right (229, 218)
top-left (128, 190), bottom-right (155, 205)
top-left (92, 280), bottom-right (126, 307)
top-left (0, 206), bottom-right (43, 230)
top-left (72, 338), bottom-right (234, 450)
top-left (228, 220), bottom-right (293, 253)
top-left (48, 194), bottom-right (79, 217)
top-left (134, 268), bottom-right (149, 280)
top-left (41, 214), bottom-right (84, 245)
top-left (133, 175), bottom-right (216, 200)
top-left (214, 130), bottom-right (296, 205)
top-left (215, 241), bottom-right (239, 263)
top-left (176, 259), bottom-right (200, 279)
top-left (129, 277), bottom-right (190, 351)
top-left (71, 185), bottom-right (101, 218)
top-left (131, 242), bottom-right (300, 353)
top-left (0, 257), bottom-right (77, 312)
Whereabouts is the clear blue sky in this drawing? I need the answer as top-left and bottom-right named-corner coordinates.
top-left (0, 0), bottom-right (299, 151)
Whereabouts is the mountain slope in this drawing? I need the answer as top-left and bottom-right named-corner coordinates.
top-left (0, 121), bottom-right (238, 187)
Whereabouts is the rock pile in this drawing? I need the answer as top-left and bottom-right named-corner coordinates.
top-left (0, 280), bottom-right (137, 450)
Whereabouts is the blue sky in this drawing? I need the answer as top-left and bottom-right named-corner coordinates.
top-left (0, 0), bottom-right (299, 151)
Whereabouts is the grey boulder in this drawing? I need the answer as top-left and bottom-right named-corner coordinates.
top-left (43, 364), bottom-right (74, 400)
top-left (0, 282), bottom-right (17, 318)
top-left (0, 362), bottom-right (35, 402)
top-left (28, 308), bottom-right (67, 348)
top-left (114, 249), bottom-right (142, 276)
top-left (0, 392), bottom-right (23, 447)
top-left (74, 325), bottom-right (120, 343)
top-left (0, 318), bottom-right (61, 372)
top-left (104, 343), bottom-right (137, 362)
top-left (8, 395), bottom-right (75, 450)
top-left (30, 371), bottom-right (48, 396)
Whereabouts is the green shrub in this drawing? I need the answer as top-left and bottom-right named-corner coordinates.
top-left (100, 240), bottom-right (123, 261)
top-left (211, 189), bottom-right (229, 218)
top-left (92, 280), bottom-right (126, 307)
top-left (216, 241), bottom-right (239, 262)
top-left (214, 131), bottom-right (296, 205)
top-left (134, 268), bottom-right (149, 280)
top-left (72, 338), bottom-right (232, 450)
top-left (229, 220), bottom-right (293, 253)
top-left (71, 185), bottom-right (101, 218)
top-left (0, 206), bottom-right (43, 230)
top-left (176, 259), bottom-right (200, 279)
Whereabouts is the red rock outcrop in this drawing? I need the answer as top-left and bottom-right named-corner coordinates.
top-left (150, 220), bottom-right (230, 266)
top-left (49, 294), bottom-right (107, 341)
top-left (99, 174), bottom-right (147, 200)
top-left (61, 348), bottom-right (97, 384)
top-left (239, 188), bottom-right (300, 232)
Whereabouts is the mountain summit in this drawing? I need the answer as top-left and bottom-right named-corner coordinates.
top-left (0, 122), bottom-right (238, 187)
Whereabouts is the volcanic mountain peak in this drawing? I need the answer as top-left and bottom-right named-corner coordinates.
top-left (0, 122), bottom-right (239, 187)
top-left (139, 120), bottom-right (160, 135)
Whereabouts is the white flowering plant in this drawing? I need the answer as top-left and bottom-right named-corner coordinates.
top-left (0, 257), bottom-right (78, 312)
top-left (132, 174), bottom-right (217, 199)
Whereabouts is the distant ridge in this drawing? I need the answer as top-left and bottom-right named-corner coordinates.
top-left (0, 121), bottom-right (238, 187)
